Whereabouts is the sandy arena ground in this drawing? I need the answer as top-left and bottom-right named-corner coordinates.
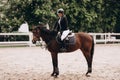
top-left (0, 44), bottom-right (120, 80)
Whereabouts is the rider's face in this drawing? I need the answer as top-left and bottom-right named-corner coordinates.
top-left (58, 13), bottom-right (62, 17)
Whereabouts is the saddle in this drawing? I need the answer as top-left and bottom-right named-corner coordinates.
top-left (56, 32), bottom-right (76, 45)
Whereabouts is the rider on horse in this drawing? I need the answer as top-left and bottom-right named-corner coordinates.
top-left (53, 8), bottom-right (69, 52)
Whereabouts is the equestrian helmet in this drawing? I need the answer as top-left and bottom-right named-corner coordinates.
top-left (57, 8), bottom-right (64, 14)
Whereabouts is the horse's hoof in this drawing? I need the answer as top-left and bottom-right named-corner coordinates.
top-left (54, 75), bottom-right (58, 78)
top-left (86, 71), bottom-right (91, 77)
top-left (51, 73), bottom-right (54, 76)
top-left (51, 73), bottom-right (58, 78)
top-left (86, 74), bottom-right (91, 77)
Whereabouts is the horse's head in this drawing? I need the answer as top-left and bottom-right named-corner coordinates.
top-left (32, 24), bottom-right (58, 44)
top-left (32, 27), bottom-right (40, 44)
top-left (32, 24), bottom-right (45, 44)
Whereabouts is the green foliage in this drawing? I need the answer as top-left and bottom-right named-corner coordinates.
top-left (0, 0), bottom-right (120, 33)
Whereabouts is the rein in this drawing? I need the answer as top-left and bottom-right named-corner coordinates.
top-left (36, 39), bottom-right (47, 49)
top-left (39, 27), bottom-right (57, 49)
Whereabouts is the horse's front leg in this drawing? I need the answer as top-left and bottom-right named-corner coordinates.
top-left (51, 52), bottom-right (59, 77)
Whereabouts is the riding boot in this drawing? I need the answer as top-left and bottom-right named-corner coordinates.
top-left (60, 40), bottom-right (67, 52)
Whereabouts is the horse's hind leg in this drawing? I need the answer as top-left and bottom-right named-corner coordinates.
top-left (81, 50), bottom-right (92, 76)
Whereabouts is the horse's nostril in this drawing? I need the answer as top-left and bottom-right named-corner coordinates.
top-left (32, 40), bottom-right (36, 44)
top-left (33, 42), bottom-right (36, 44)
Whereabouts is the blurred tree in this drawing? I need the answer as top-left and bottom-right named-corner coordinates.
top-left (0, 0), bottom-right (120, 33)
top-left (2, 0), bottom-right (55, 31)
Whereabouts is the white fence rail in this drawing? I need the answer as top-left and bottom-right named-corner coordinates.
top-left (0, 33), bottom-right (120, 46)
top-left (0, 32), bottom-right (33, 47)
top-left (90, 33), bottom-right (120, 44)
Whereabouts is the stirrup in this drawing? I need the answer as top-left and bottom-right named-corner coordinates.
top-left (60, 47), bottom-right (67, 52)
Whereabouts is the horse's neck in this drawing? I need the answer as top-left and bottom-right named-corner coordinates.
top-left (41, 33), bottom-right (54, 44)
top-left (41, 35), bottom-right (51, 44)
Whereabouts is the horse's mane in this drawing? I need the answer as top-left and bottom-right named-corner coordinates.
top-left (37, 25), bottom-right (57, 37)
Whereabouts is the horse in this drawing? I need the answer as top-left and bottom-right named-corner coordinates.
top-left (32, 24), bottom-right (94, 77)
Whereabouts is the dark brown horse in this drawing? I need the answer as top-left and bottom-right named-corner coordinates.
top-left (32, 24), bottom-right (94, 77)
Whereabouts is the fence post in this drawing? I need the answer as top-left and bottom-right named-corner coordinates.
top-left (29, 32), bottom-right (33, 47)
top-left (93, 34), bottom-right (96, 44)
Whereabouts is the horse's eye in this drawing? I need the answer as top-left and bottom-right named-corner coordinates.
top-left (32, 30), bottom-right (36, 33)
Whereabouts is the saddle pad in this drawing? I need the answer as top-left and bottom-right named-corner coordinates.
top-left (61, 30), bottom-right (70, 41)
top-left (65, 33), bottom-right (76, 45)
top-left (56, 33), bottom-right (76, 45)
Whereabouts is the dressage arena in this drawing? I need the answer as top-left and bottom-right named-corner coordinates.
top-left (0, 44), bottom-right (120, 80)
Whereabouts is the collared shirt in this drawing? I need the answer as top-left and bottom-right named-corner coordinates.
top-left (58, 17), bottom-right (61, 25)
top-left (54, 15), bottom-right (68, 32)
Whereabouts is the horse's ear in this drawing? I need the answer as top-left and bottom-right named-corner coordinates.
top-left (32, 25), bottom-right (36, 30)
top-left (45, 23), bottom-right (50, 30)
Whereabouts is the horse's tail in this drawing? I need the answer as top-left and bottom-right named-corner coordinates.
top-left (91, 36), bottom-right (94, 62)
